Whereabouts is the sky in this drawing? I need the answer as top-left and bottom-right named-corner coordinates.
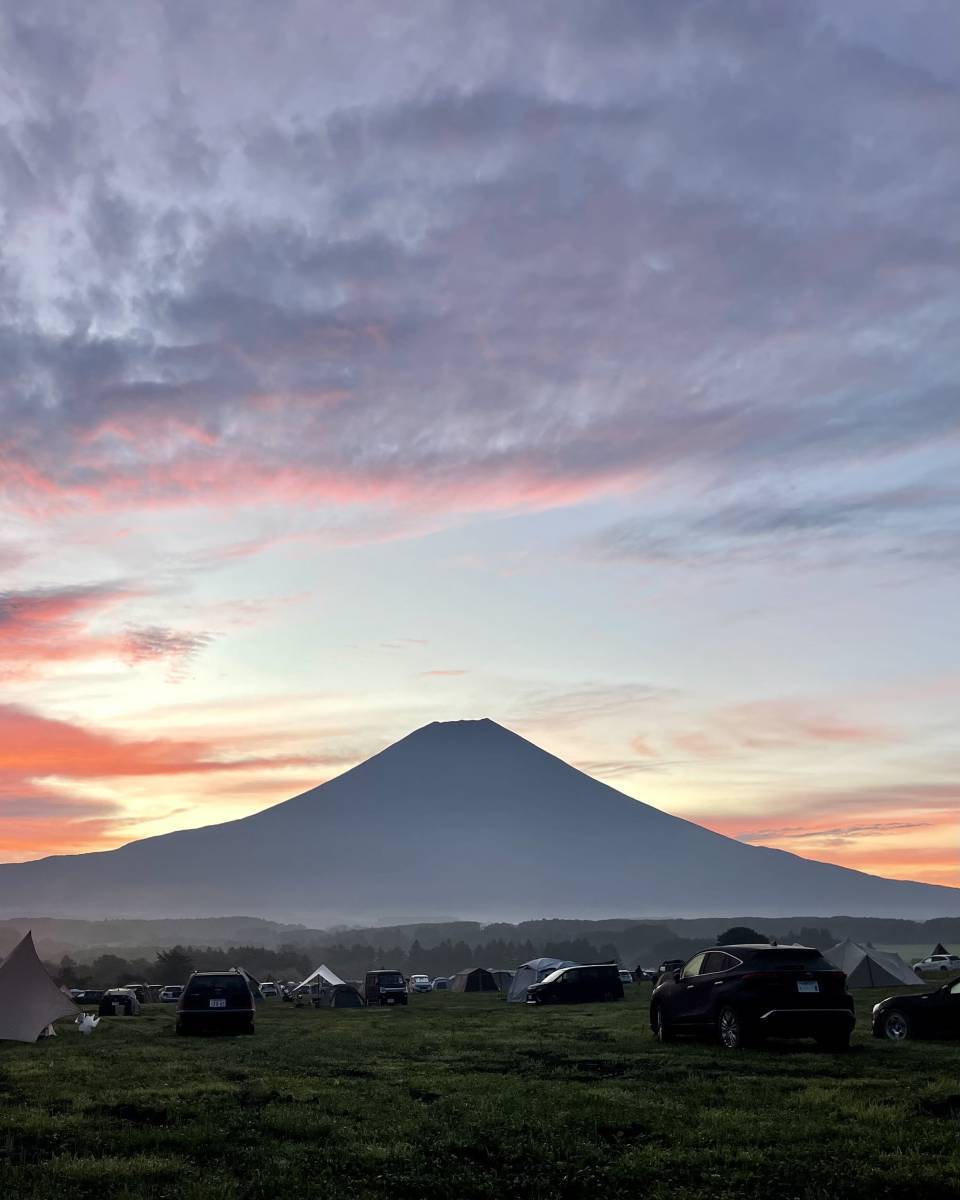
top-left (1, 1), bottom-right (958, 891)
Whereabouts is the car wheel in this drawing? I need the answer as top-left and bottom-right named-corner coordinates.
top-left (717, 1006), bottom-right (746, 1049)
top-left (881, 1009), bottom-right (911, 1042)
top-left (653, 1004), bottom-right (675, 1043)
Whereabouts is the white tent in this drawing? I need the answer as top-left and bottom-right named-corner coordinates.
top-left (825, 939), bottom-right (923, 988)
top-left (294, 963), bottom-right (346, 993)
top-left (507, 957), bottom-right (577, 1002)
top-left (0, 931), bottom-right (80, 1042)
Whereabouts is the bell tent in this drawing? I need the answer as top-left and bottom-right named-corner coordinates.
top-left (0, 931), bottom-right (80, 1042)
top-left (451, 968), bottom-right (498, 993)
top-left (825, 940), bottom-right (923, 988)
top-left (507, 958), bottom-right (577, 1002)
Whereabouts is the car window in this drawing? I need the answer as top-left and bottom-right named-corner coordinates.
top-left (950, 982), bottom-right (960, 995)
top-left (682, 954), bottom-right (706, 980)
top-left (747, 949), bottom-right (836, 972)
top-left (700, 952), bottom-right (734, 974)
top-left (185, 976), bottom-right (249, 1000)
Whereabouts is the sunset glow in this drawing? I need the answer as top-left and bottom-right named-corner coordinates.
top-left (1, 2), bottom-right (958, 894)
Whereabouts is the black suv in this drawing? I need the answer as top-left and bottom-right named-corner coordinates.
top-left (526, 963), bottom-right (624, 1005)
top-left (650, 944), bottom-right (855, 1050)
top-left (176, 971), bottom-right (256, 1035)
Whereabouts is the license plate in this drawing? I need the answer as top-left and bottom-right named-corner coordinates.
top-left (209, 998), bottom-right (227, 1008)
top-left (797, 980), bottom-right (819, 993)
top-left (386, 997), bottom-right (395, 1005)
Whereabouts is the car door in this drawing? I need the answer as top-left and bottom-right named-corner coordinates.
top-left (669, 953), bottom-right (707, 1025)
top-left (930, 981), bottom-right (960, 1037)
top-left (683, 952), bottom-right (734, 1025)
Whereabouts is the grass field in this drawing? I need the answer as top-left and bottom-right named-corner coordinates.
top-left (1, 984), bottom-right (958, 1199)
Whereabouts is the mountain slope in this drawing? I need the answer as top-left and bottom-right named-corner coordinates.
top-left (1, 719), bottom-right (957, 921)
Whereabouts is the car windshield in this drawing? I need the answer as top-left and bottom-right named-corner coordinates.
top-left (376, 973), bottom-right (404, 988)
top-left (748, 949), bottom-right (835, 971)
top-left (539, 968), bottom-right (569, 984)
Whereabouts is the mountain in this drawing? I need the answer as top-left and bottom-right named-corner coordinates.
top-left (1, 719), bottom-right (957, 922)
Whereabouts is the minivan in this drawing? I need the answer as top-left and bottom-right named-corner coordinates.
top-left (363, 970), bottom-right (408, 1006)
top-left (526, 964), bottom-right (624, 1005)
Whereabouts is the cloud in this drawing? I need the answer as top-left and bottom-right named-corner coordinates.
top-left (0, 1), bottom-right (956, 532)
top-left (120, 626), bottom-right (214, 682)
top-left (0, 584), bottom-right (215, 682)
top-left (591, 484), bottom-right (960, 570)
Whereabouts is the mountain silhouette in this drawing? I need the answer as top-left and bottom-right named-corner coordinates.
top-left (1, 718), bottom-right (956, 921)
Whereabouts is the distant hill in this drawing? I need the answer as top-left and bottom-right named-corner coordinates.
top-left (0, 719), bottom-right (957, 923)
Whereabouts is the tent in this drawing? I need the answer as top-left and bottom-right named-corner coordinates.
top-left (488, 969), bottom-right (515, 992)
top-left (507, 958), bottom-right (576, 1003)
top-left (931, 942), bottom-right (950, 957)
top-left (0, 931), bottom-right (79, 1042)
top-left (322, 984), bottom-right (364, 1008)
top-left (825, 940), bottom-right (923, 988)
top-left (451, 967), bottom-right (499, 993)
top-left (294, 963), bottom-right (346, 994)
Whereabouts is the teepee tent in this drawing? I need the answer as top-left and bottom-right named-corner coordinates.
top-left (0, 932), bottom-right (80, 1042)
top-left (507, 958), bottom-right (576, 1002)
top-left (931, 942), bottom-right (950, 957)
top-left (825, 939), bottom-right (922, 988)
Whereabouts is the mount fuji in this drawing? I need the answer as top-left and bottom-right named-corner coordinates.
top-left (1, 719), bottom-right (957, 922)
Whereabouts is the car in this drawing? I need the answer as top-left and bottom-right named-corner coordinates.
top-left (408, 974), bottom-right (432, 993)
top-left (650, 944), bottom-right (855, 1050)
top-left (159, 985), bottom-right (183, 1003)
top-left (259, 982), bottom-right (279, 998)
top-left (618, 969), bottom-right (635, 985)
top-left (431, 977), bottom-right (450, 990)
top-left (526, 963), bottom-right (624, 1005)
top-left (634, 967), bottom-right (657, 982)
top-left (363, 970), bottom-right (408, 1006)
top-left (655, 959), bottom-right (686, 983)
top-left (176, 971), bottom-right (256, 1035)
top-left (912, 954), bottom-right (960, 974)
top-left (872, 978), bottom-right (960, 1041)
top-left (123, 983), bottom-right (150, 1005)
top-left (98, 988), bottom-right (142, 1016)
top-left (73, 989), bottom-right (104, 1005)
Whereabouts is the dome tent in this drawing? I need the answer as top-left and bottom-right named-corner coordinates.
top-left (825, 940), bottom-right (923, 988)
top-left (507, 957), bottom-right (577, 1003)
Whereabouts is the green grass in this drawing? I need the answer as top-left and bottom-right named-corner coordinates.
top-left (1, 985), bottom-right (958, 1199)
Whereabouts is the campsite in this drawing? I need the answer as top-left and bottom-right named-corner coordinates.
top-left (1, 981), bottom-right (959, 1199)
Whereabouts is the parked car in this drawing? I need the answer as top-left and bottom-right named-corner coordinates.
top-left (363, 970), bottom-right (408, 1006)
top-left (123, 983), bottom-right (150, 1005)
top-left (146, 984), bottom-right (164, 1002)
top-left (98, 988), bottom-right (142, 1016)
top-left (526, 964), bottom-right (624, 1005)
top-left (73, 989), bottom-right (104, 1005)
top-left (176, 971), bottom-right (256, 1035)
top-left (431, 977), bottom-right (450, 990)
top-left (259, 982), bottom-right (279, 998)
top-left (650, 944), bottom-right (855, 1050)
top-left (872, 978), bottom-right (960, 1041)
top-left (912, 954), bottom-right (960, 974)
top-left (408, 974), bottom-right (432, 993)
top-left (634, 967), bottom-right (657, 982)
top-left (159, 985), bottom-right (183, 1003)
top-left (618, 969), bottom-right (635, 986)
top-left (655, 959), bottom-right (686, 982)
